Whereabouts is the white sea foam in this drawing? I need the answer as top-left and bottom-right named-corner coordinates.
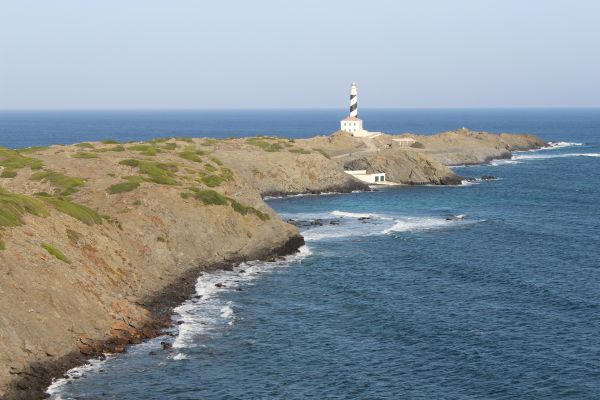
top-left (47, 246), bottom-right (311, 397)
top-left (544, 141), bottom-right (583, 149)
top-left (330, 210), bottom-right (384, 219)
top-left (383, 216), bottom-right (480, 234)
top-left (172, 352), bottom-right (188, 361)
top-left (46, 355), bottom-right (116, 398)
top-left (172, 245), bottom-right (311, 349)
top-left (512, 152), bottom-right (600, 160)
top-left (489, 158), bottom-right (521, 166)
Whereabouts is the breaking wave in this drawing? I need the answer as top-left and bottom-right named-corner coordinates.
top-left (47, 246), bottom-right (312, 398)
top-left (172, 246), bottom-right (311, 350)
top-left (544, 141), bottom-right (583, 149)
top-left (383, 216), bottom-right (480, 234)
top-left (512, 152), bottom-right (600, 160)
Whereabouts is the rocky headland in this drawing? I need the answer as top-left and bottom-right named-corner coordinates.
top-left (0, 129), bottom-right (545, 399)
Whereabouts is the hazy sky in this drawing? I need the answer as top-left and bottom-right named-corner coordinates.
top-left (1, 0), bottom-right (599, 109)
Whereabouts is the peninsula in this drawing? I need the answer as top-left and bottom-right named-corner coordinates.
top-left (0, 129), bottom-right (545, 398)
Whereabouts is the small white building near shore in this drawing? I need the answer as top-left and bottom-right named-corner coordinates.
top-left (345, 170), bottom-right (386, 184)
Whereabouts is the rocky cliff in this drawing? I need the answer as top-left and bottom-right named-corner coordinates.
top-left (0, 131), bottom-right (544, 398)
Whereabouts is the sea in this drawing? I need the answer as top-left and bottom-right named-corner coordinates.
top-left (1, 109), bottom-right (599, 399)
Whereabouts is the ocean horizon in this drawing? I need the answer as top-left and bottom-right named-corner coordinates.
top-left (2, 108), bottom-right (600, 149)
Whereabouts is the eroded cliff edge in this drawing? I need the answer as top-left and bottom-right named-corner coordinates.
top-left (0, 130), bottom-right (544, 399)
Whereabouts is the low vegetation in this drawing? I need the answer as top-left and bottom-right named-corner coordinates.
top-left (30, 170), bottom-right (85, 196)
top-left (72, 152), bottom-right (98, 159)
top-left (246, 137), bottom-right (283, 152)
top-left (0, 188), bottom-right (50, 228)
top-left (119, 159), bottom-right (178, 185)
top-left (128, 144), bottom-right (159, 156)
top-left (229, 198), bottom-right (270, 221)
top-left (181, 187), bottom-right (269, 220)
top-left (179, 147), bottom-right (206, 163)
top-left (0, 188), bottom-right (50, 250)
top-left (41, 243), bottom-right (70, 264)
top-left (107, 176), bottom-right (145, 194)
top-left (200, 167), bottom-right (234, 187)
top-left (39, 195), bottom-right (103, 225)
top-left (101, 139), bottom-right (120, 144)
top-left (0, 147), bottom-right (44, 178)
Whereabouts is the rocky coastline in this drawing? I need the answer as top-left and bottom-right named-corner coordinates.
top-left (0, 129), bottom-right (545, 399)
top-left (6, 235), bottom-right (304, 400)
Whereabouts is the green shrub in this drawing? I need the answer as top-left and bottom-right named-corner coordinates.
top-left (176, 137), bottom-right (194, 143)
top-left (0, 240), bottom-right (5, 250)
top-left (162, 143), bottom-right (177, 150)
top-left (76, 142), bottom-right (95, 149)
top-left (246, 138), bottom-right (282, 152)
top-left (200, 175), bottom-right (223, 187)
top-left (228, 198), bottom-right (270, 221)
top-left (189, 188), bottom-right (228, 205)
top-left (411, 141), bottom-right (425, 149)
top-left (72, 152), bottom-right (98, 159)
top-left (179, 148), bottom-right (206, 162)
top-left (119, 159), bottom-right (140, 167)
top-left (101, 139), bottom-right (119, 144)
top-left (210, 157), bottom-right (223, 165)
top-left (30, 171), bottom-right (85, 196)
top-left (107, 176), bottom-right (145, 194)
top-left (41, 197), bottom-right (102, 225)
top-left (41, 243), bottom-right (70, 264)
top-left (204, 163), bottom-right (217, 172)
top-left (128, 144), bottom-right (158, 156)
top-left (0, 188), bottom-right (49, 228)
top-left (96, 145), bottom-right (126, 153)
top-left (107, 181), bottom-right (139, 194)
top-left (1, 169), bottom-right (17, 178)
top-left (0, 147), bottom-right (44, 178)
top-left (119, 159), bottom-right (178, 185)
top-left (157, 236), bottom-right (167, 242)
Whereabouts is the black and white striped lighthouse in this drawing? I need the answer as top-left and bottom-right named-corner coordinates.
top-left (340, 82), bottom-right (364, 135)
top-left (349, 82), bottom-right (358, 117)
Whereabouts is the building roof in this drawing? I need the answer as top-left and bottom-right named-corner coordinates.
top-left (341, 116), bottom-right (362, 121)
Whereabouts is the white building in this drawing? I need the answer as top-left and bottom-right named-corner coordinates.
top-left (340, 83), bottom-right (369, 137)
top-left (345, 170), bottom-right (386, 184)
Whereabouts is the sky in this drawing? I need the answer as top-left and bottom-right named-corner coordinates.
top-left (1, 0), bottom-right (599, 109)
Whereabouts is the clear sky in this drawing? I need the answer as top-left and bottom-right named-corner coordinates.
top-left (1, 0), bottom-right (599, 109)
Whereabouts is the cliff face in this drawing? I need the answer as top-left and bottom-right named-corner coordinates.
top-left (342, 149), bottom-right (462, 185)
top-left (0, 137), bottom-right (322, 398)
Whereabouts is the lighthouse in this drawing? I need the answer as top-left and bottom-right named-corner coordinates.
top-left (340, 82), bottom-right (366, 136)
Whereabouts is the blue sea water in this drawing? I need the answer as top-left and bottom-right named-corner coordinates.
top-left (3, 110), bottom-right (598, 399)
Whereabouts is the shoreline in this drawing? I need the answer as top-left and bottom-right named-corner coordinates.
top-left (0, 130), bottom-right (549, 398)
top-left (7, 235), bottom-right (304, 400)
